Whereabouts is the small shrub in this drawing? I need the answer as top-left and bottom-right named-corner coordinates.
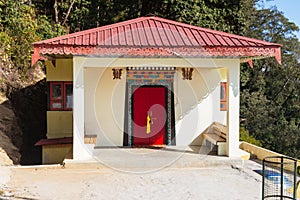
top-left (240, 126), bottom-right (262, 147)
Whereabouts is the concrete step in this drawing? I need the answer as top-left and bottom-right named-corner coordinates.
top-left (65, 146), bottom-right (244, 173)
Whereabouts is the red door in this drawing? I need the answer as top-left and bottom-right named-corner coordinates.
top-left (133, 87), bottom-right (166, 145)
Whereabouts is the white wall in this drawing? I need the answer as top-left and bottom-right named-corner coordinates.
top-left (83, 66), bottom-right (230, 147)
top-left (84, 67), bottom-right (126, 146)
top-left (78, 57), bottom-right (239, 152)
top-left (84, 66), bottom-right (228, 147)
top-left (73, 57), bottom-right (94, 160)
top-left (174, 68), bottom-right (227, 146)
top-left (84, 68), bottom-right (105, 136)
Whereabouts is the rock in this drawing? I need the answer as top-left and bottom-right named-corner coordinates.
top-left (0, 148), bottom-right (13, 166)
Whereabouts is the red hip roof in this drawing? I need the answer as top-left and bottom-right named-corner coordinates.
top-left (32, 16), bottom-right (281, 65)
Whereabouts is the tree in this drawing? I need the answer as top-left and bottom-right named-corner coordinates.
top-left (240, 6), bottom-right (300, 158)
top-left (32, 0), bottom-right (90, 32)
top-left (0, 0), bottom-right (64, 75)
top-left (31, 0), bottom-right (256, 34)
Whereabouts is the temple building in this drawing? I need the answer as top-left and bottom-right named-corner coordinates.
top-left (32, 16), bottom-right (281, 164)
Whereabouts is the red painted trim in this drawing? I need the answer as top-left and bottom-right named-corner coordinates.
top-left (220, 82), bottom-right (227, 102)
top-left (220, 82), bottom-right (228, 111)
top-left (35, 137), bottom-right (73, 146)
top-left (247, 60), bottom-right (253, 68)
top-left (33, 45), bottom-right (281, 58)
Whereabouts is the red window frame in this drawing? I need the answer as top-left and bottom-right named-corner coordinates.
top-left (49, 82), bottom-right (73, 111)
top-left (220, 82), bottom-right (227, 111)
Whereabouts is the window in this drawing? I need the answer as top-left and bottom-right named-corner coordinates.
top-left (220, 82), bottom-right (227, 111)
top-left (49, 82), bottom-right (73, 110)
top-left (64, 83), bottom-right (73, 110)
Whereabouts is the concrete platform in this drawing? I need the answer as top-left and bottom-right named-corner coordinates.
top-left (65, 146), bottom-right (244, 173)
top-left (5, 159), bottom-right (263, 200)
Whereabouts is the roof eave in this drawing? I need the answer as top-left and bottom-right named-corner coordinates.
top-left (31, 45), bottom-right (281, 66)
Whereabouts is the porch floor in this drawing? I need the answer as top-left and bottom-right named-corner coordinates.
top-left (67, 145), bottom-right (244, 173)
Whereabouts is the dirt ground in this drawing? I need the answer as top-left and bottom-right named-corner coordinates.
top-left (0, 160), bottom-right (263, 200)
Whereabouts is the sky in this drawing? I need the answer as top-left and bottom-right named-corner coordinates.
top-left (262, 0), bottom-right (300, 40)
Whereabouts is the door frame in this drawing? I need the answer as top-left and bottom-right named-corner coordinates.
top-left (123, 67), bottom-right (176, 146)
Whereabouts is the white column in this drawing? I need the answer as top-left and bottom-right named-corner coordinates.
top-left (226, 62), bottom-right (240, 157)
top-left (73, 57), bottom-right (94, 160)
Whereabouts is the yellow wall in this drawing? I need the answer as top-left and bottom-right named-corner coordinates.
top-left (46, 58), bottom-right (73, 139)
top-left (240, 141), bottom-right (286, 160)
top-left (47, 111), bottom-right (73, 138)
top-left (42, 144), bottom-right (72, 164)
top-left (240, 141), bottom-right (299, 168)
top-left (43, 58), bottom-right (74, 164)
top-left (46, 59), bottom-right (73, 81)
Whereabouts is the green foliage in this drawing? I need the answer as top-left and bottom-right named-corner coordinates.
top-left (0, 0), bottom-right (64, 75)
top-left (241, 5), bottom-right (300, 158)
top-left (32, 0), bottom-right (91, 32)
top-left (240, 126), bottom-right (262, 147)
top-left (31, 0), bottom-right (255, 34)
top-left (36, 15), bottom-right (65, 39)
top-left (1, 1), bottom-right (37, 67)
